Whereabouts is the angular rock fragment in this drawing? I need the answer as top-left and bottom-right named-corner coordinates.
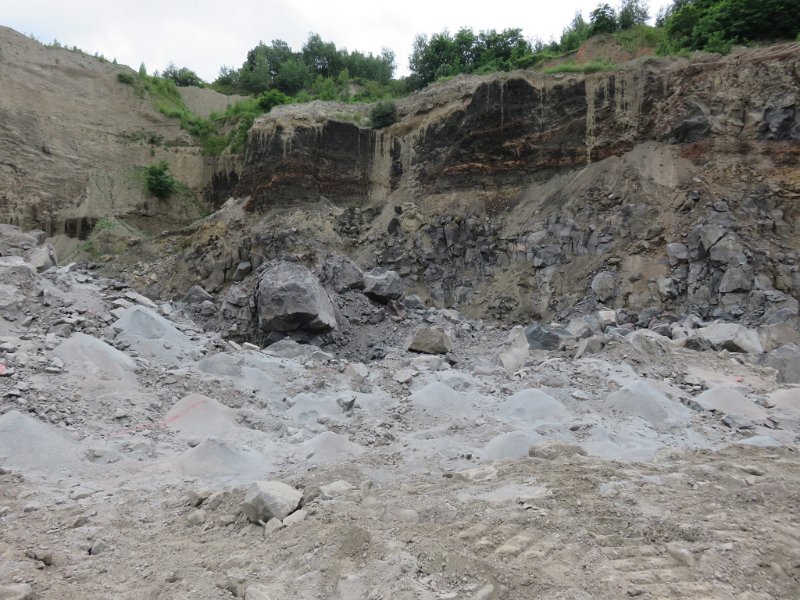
top-left (407, 325), bottom-right (454, 355)
top-left (363, 269), bottom-right (404, 302)
top-left (694, 322), bottom-right (763, 354)
top-left (241, 481), bottom-right (302, 523)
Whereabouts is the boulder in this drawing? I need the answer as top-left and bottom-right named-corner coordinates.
top-left (523, 323), bottom-right (571, 351)
top-left (761, 344), bottom-right (800, 384)
top-left (574, 335), bottom-right (605, 359)
top-left (496, 326), bottom-right (529, 370)
top-left (666, 243), bottom-right (689, 266)
top-left (591, 271), bottom-right (616, 303)
top-left (708, 235), bottom-right (745, 266)
top-left (689, 385), bottom-right (768, 423)
top-left (26, 244), bottom-right (57, 272)
top-left (363, 269), bottom-right (404, 302)
top-left (597, 309), bottom-right (617, 329)
top-left (255, 262), bottom-right (336, 332)
top-left (565, 315), bottom-right (602, 339)
top-left (695, 322), bottom-right (763, 354)
top-left (407, 325), bottom-right (454, 355)
top-left (322, 256), bottom-right (364, 292)
top-left (184, 285), bottom-right (214, 304)
top-left (718, 265), bottom-right (754, 293)
top-left (241, 481), bottom-right (302, 523)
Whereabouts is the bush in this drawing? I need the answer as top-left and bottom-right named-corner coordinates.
top-left (371, 100), bottom-right (398, 128)
top-left (117, 72), bottom-right (135, 85)
top-left (145, 161), bottom-right (177, 199)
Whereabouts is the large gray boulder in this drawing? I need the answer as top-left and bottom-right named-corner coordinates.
top-left (363, 269), bottom-right (404, 303)
top-left (241, 481), bottom-right (302, 523)
top-left (695, 322), bottom-right (763, 354)
top-left (256, 262), bottom-right (336, 332)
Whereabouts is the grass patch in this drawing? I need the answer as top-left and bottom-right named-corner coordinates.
top-left (543, 61), bottom-right (617, 74)
top-left (613, 25), bottom-right (665, 53)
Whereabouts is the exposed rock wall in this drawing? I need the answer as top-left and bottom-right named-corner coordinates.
top-left (236, 44), bottom-right (800, 214)
top-left (166, 45), bottom-right (798, 328)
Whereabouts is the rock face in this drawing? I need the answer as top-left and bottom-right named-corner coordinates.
top-left (255, 262), bottom-right (336, 332)
top-left (241, 481), bottom-right (302, 523)
top-left (0, 27), bottom-right (212, 235)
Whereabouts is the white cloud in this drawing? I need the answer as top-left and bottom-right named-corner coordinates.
top-left (1, 0), bottom-right (673, 81)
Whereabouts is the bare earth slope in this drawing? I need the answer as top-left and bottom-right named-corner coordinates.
top-left (0, 26), bottom-right (226, 236)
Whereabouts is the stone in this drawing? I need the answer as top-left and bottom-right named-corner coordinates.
top-left (407, 326), bottom-right (454, 355)
top-left (198, 300), bottom-right (216, 317)
top-left (26, 244), bottom-right (57, 273)
top-left (187, 509), bottom-right (206, 526)
top-left (282, 508), bottom-right (307, 525)
top-left (90, 539), bottom-right (109, 555)
top-left (523, 323), bottom-right (571, 351)
top-left (565, 315), bottom-right (602, 339)
top-left (574, 336), bottom-right (604, 359)
top-left (188, 489), bottom-right (211, 507)
top-left (718, 265), bottom-right (754, 293)
top-left (0, 584), bottom-right (34, 600)
top-left (184, 285), bottom-right (214, 304)
top-left (245, 584), bottom-right (274, 600)
top-left (255, 262), bottom-right (336, 332)
top-left (344, 362), bottom-right (369, 383)
top-left (761, 344), bottom-right (800, 383)
top-left (233, 261), bottom-right (252, 281)
top-left (322, 256), bottom-right (364, 292)
top-left (591, 271), bottom-right (616, 302)
top-left (708, 235), bottom-right (745, 266)
top-left (363, 269), bottom-right (404, 303)
top-left (689, 385), bottom-right (768, 423)
top-left (241, 481), bottom-right (302, 523)
top-left (597, 310), bottom-right (617, 329)
top-left (666, 243), bottom-right (689, 266)
top-left (696, 322), bottom-right (763, 354)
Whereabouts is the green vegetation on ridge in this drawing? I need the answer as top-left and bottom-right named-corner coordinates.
top-left (107, 0), bottom-right (798, 155)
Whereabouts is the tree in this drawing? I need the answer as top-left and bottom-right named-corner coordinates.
top-left (274, 58), bottom-right (310, 95)
top-left (145, 161), bottom-right (176, 199)
top-left (371, 100), bottom-right (397, 128)
top-left (660, 0), bottom-right (800, 52)
top-left (590, 4), bottom-right (619, 35)
top-left (302, 33), bottom-right (342, 78)
top-left (162, 62), bottom-right (203, 87)
top-left (618, 0), bottom-right (649, 29)
top-left (560, 11), bottom-right (591, 52)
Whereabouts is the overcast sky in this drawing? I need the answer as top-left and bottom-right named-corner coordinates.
top-left (2, 0), bottom-right (672, 81)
